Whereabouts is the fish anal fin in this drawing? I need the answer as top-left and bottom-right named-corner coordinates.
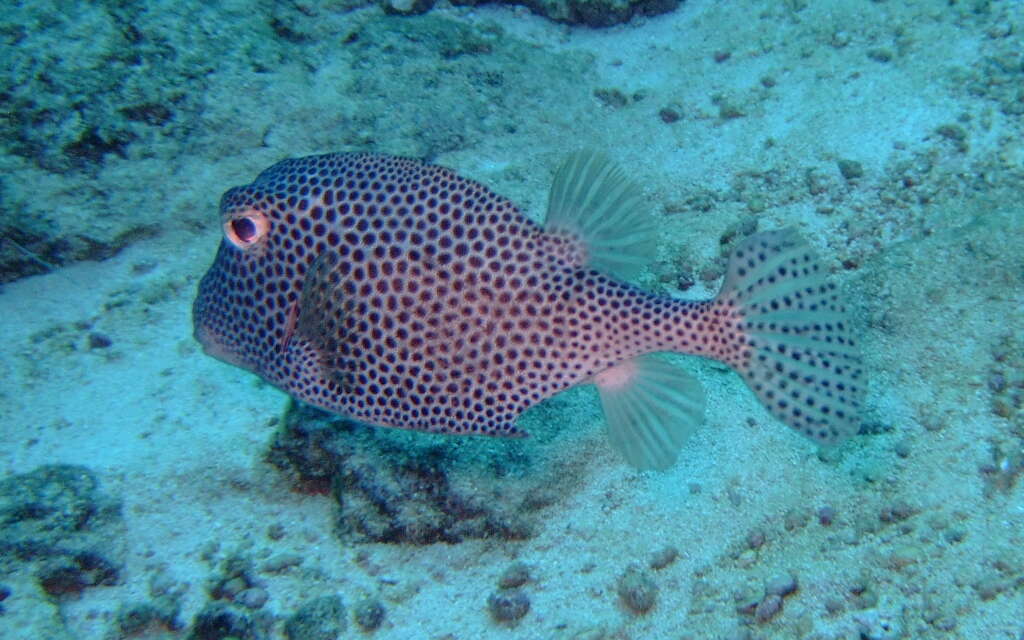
top-left (593, 354), bottom-right (706, 471)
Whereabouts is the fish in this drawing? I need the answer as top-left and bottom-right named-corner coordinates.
top-left (193, 151), bottom-right (863, 470)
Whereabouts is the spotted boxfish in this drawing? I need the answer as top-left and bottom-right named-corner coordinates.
top-left (193, 152), bottom-right (863, 470)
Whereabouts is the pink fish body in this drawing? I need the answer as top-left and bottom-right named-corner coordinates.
top-left (194, 152), bottom-right (862, 469)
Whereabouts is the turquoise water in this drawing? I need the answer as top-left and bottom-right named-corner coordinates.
top-left (1, 1), bottom-right (1022, 639)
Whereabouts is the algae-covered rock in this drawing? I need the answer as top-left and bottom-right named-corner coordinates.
top-left (189, 602), bottom-right (266, 640)
top-left (284, 595), bottom-right (347, 640)
top-left (384, 0), bottom-right (682, 25)
top-left (0, 464), bottom-right (124, 596)
top-left (512, 0), bottom-right (681, 28)
top-left (266, 401), bottom-right (588, 545)
top-left (352, 597), bottom-right (386, 631)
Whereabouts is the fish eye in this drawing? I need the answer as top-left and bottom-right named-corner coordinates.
top-left (223, 209), bottom-right (270, 250)
top-left (232, 217), bottom-right (257, 242)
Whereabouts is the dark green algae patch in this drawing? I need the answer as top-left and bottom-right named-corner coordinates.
top-left (0, 464), bottom-right (125, 597)
top-left (388, 0), bottom-right (683, 28)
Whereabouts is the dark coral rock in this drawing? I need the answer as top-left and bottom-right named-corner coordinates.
top-left (115, 599), bottom-right (182, 635)
top-left (617, 567), bottom-right (657, 614)
top-left (284, 595), bottom-right (346, 640)
top-left (119, 102), bottom-right (174, 126)
top-left (452, 0), bottom-right (682, 27)
top-left (352, 597), bottom-right (386, 631)
top-left (189, 603), bottom-right (261, 640)
top-left (0, 222), bottom-right (160, 285)
top-left (487, 589), bottom-right (530, 624)
top-left (265, 409), bottom-right (344, 495)
top-left (62, 126), bottom-right (135, 167)
top-left (205, 552), bottom-right (272, 614)
top-left (498, 562), bottom-right (532, 589)
top-left (0, 465), bottom-right (124, 595)
top-left (267, 402), bottom-right (585, 545)
top-left (38, 550), bottom-right (120, 596)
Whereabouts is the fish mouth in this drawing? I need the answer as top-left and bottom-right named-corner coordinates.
top-left (193, 322), bottom-right (254, 373)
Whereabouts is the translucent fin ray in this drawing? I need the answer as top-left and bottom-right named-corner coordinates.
top-left (545, 151), bottom-right (656, 280)
top-left (721, 229), bottom-right (863, 444)
top-left (594, 354), bottom-right (706, 471)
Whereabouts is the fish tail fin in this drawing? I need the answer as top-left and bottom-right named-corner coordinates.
top-left (715, 229), bottom-right (864, 444)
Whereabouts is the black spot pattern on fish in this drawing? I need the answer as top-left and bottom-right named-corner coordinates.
top-left (194, 153), bottom-right (862, 448)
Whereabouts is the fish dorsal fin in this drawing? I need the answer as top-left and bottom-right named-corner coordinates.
top-left (295, 250), bottom-right (356, 388)
top-left (544, 151), bottom-right (656, 280)
top-left (592, 354), bottom-right (706, 471)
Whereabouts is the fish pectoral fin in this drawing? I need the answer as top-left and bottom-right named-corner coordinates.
top-left (544, 151), bottom-right (656, 280)
top-left (592, 354), bottom-right (705, 471)
top-left (296, 250), bottom-right (346, 347)
top-left (294, 249), bottom-right (356, 386)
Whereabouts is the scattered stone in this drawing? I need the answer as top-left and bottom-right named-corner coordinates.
top-left (973, 575), bottom-right (1012, 601)
top-left (284, 595), bottom-right (346, 640)
top-left (933, 616), bottom-right (957, 631)
top-left (88, 332), bottom-right (113, 349)
top-left (879, 502), bottom-right (916, 523)
top-left (817, 505), bottom-right (836, 526)
top-left (236, 587), bottom-right (269, 610)
top-left (498, 562), bottom-right (532, 589)
top-left (649, 546), bottom-right (679, 570)
top-left (805, 168), bottom-right (831, 195)
top-left (617, 568), bottom-right (657, 615)
top-left (893, 439), bottom-right (912, 458)
top-left (116, 602), bottom-right (158, 635)
top-left (487, 589), bottom-right (530, 624)
top-left (855, 608), bottom-right (903, 640)
top-left (733, 585), bottom-right (761, 616)
top-left (267, 523), bottom-right (287, 541)
top-left (746, 529), bottom-right (766, 549)
top-left (736, 549), bottom-right (758, 569)
top-left (261, 553), bottom-right (303, 574)
top-left (659, 107), bottom-right (681, 123)
top-left (837, 158), bottom-right (864, 180)
top-left (867, 48), bottom-right (893, 63)
top-left (353, 597), bottom-right (386, 631)
top-left (754, 594), bottom-right (783, 623)
top-left (824, 596), bottom-right (845, 615)
top-left (764, 572), bottom-right (798, 597)
top-left (713, 94), bottom-right (745, 119)
top-left (935, 123), bottom-right (967, 142)
top-left (149, 572), bottom-right (177, 597)
top-left (115, 600), bottom-right (181, 635)
top-left (190, 603), bottom-right (258, 640)
top-left (219, 576), bottom-right (247, 600)
top-left (783, 508), bottom-right (810, 531)
top-left (594, 88), bottom-right (629, 109)
top-left (830, 30), bottom-right (852, 48)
